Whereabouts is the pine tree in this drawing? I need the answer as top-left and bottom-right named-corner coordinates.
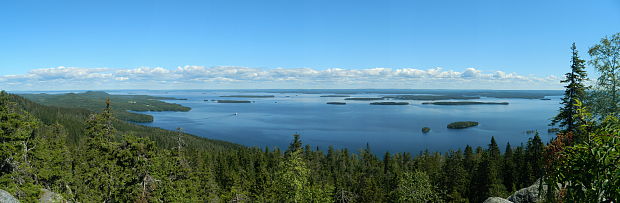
top-left (73, 98), bottom-right (122, 202)
top-left (526, 134), bottom-right (545, 183)
top-left (513, 145), bottom-right (528, 188)
top-left (552, 43), bottom-right (589, 134)
top-left (0, 91), bottom-right (41, 201)
top-left (486, 137), bottom-right (507, 198)
top-left (463, 145), bottom-right (475, 178)
top-left (357, 143), bottom-right (383, 202)
top-left (441, 150), bottom-right (468, 202)
top-left (502, 143), bottom-right (516, 192)
top-left (31, 123), bottom-right (72, 196)
top-left (115, 134), bottom-right (157, 202)
top-left (273, 134), bottom-right (332, 202)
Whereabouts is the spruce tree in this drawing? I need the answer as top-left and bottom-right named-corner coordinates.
top-left (74, 98), bottom-right (121, 202)
top-left (31, 123), bottom-right (72, 196)
top-left (502, 143), bottom-right (516, 192)
top-left (273, 134), bottom-right (332, 202)
top-left (0, 91), bottom-right (41, 201)
top-left (441, 150), bottom-right (468, 202)
top-left (552, 43), bottom-right (589, 134)
top-left (526, 135), bottom-right (545, 183)
top-left (486, 137), bottom-right (506, 198)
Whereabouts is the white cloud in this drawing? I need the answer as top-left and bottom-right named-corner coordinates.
top-left (0, 65), bottom-right (562, 90)
top-left (28, 66), bottom-right (112, 80)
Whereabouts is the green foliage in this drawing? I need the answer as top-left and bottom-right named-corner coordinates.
top-left (271, 134), bottom-right (333, 202)
top-left (554, 135), bottom-right (619, 202)
top-left (0, 91), bottom-right (42, 201)
top-left (440, 150), bottom-right (468, 202)
top-left (393, 170), bottom-right (439, 202)
top-left (546, 103), bottom-right (620, 202)
top-left (30, 123), bottom-right (72, 196)
top-left (588, 33), bottom-right (620, 117)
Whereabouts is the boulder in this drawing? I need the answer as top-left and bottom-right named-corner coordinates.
top-left (507, 179), bottom-right (547, 203)
top-left (483, 197), bottom-right (513, 203)
top-left (0, 189), bottom-right (19, 203)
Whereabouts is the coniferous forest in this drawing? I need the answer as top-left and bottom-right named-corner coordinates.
top-left (1, 36), bottom-right (619, 202)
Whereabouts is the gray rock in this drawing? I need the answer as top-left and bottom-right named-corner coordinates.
top-left (39, 189), bottom-right (65, 203)
top-left (0, 189), bottom-right (19, 203)
top-left (483, 197), bottom-right (513, 203)
top-left (508, 179), bottom-right (547, 203)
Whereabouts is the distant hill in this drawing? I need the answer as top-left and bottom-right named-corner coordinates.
top-left (19, 91), bottom-right (191, 123)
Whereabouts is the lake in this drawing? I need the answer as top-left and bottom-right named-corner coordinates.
top-left (112, 89), bottom-right (561, 154)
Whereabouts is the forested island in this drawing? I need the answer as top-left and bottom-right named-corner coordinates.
top-left (383, 95), bottom-right (480, 100)
top-left (344, 97), bottom-right (384, 101)
top-left (320, 95), bottom-right (351, 97)
top-left (447, 121), bottom-right (480, 129)
top-left (369, 102), bottom-right (410, 105)
top-left (326, 102), bottom-right (346, 105)
top-left (220, 95), bottom-right (275, 98)
top-left (422, 101), bottom-right (509, 105)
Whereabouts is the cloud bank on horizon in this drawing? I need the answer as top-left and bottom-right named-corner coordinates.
top-left (0, 66), bottom-right (561, 90)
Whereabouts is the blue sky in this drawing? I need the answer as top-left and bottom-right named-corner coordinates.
top-left (0, 0), bottom-right (619, 90)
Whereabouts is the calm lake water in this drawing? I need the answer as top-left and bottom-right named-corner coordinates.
top-left (108, 89), bottom-right (562, 154)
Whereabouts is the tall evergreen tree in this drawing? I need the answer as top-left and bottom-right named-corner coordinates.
top-left (441, 150), bottom-right (468, 202)
top-left (526, 135), bottom-right (545, 183)
top-left (552, 43), bottom-right (589, 134)
top-left (502, 143), bottom-right (516, 192)
top-left (31, 123), bottom-right (72, 197)
top-left (486, 137), bottom-right (506, 198)
top-left (73, 98), bottom-right (122, 202)
top-left (273, 134), bottom-right (332, 202)
top-left (0, 91), bottom-right (41, 201)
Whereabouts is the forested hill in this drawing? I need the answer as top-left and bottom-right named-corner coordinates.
top-left (19, 91), bottom-right (190, 123)
top-left (8, 92), bottom-right (239, 151)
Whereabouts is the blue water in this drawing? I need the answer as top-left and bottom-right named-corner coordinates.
top-left (115, 89), bottom-right (560, 154)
